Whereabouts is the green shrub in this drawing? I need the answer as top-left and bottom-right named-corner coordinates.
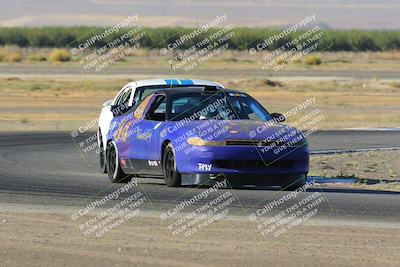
top-left (25, 83), bottom-right (41, 91)
top-left (0, 49), bottom-right (5, 61)
top-left (48, 49), bottom-right (71, 62)
top-left (0, 27), bottom-right (399, 52)
top-left (4, 52), bottom-right (22, 62)
top-left (304, 54), bottom-right (322, 65)
top-left (275, 58), bottom-right (287, 65)
top-left (389, 81), bottom-right (400, 88)
top-left (263, 79), bottom-right (282, 87)
top-left (28, 53), bottom-right (46, 61)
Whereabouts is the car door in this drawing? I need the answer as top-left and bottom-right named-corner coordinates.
top-left (112, 94), bottom-right (154, 158)
top-left (140, 94), bottom-right (167, 160)
top-left (125, 94), bottom-right (166, 175)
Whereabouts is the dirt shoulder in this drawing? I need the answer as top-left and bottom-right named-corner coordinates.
top-left (310, 150), bottom-right (400, 181)
top-left (1, 207), bottom-right (400, 267)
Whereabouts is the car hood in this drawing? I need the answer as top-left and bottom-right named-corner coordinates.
top-left (175, 119), bottom-right (305, 143)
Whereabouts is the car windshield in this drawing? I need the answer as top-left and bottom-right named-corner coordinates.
top-left (133, 86), bottom-right (202, 108)
top-left (168, 92), bottom-right (272, 121)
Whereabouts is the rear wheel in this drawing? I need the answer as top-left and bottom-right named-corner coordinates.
top-left (98, 130), bottom-right (107, 173)
top-left (106, 142), bottom-right (131, 183)
top-left (162, 144), bottom-right (181, 187)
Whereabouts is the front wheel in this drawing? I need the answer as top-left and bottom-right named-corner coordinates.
top-left (162, 143), bottom-right (181, 187)
top-left (106, 142), bottom-right (131, 183)
top-left (281, 175), bottom-right (307, 191)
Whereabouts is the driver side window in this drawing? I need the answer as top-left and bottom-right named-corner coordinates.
top-left (145, 95), bottom-right (166, 122)
top-left (134, 95), bottom-right (153, 119)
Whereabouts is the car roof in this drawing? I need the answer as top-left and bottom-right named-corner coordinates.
top-left (124, 78), bottom-right (224, 89)
top-left (152, 87), bottom-right (243, 95)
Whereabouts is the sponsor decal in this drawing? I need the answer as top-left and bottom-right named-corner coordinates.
top-left (147, 160), bottom-right (159, 167)
top-left (198, 163), bottom-right (212, 171)
top-left (136, 129), bottom-right (152, 141)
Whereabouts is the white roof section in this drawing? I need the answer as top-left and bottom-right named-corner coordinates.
top-left (126, 78), bottom-right (224, 89)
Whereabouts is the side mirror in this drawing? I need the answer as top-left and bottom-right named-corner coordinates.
top-left (103, 99), bottom-right (113, 107)
top-left (111, 101), bottom-right (133, 117)
top-left (270, 112), bottom-right (285, 122)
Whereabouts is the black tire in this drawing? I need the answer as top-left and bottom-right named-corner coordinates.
top-left (225, 179), bottom-right (244, 189)
top-left (162, 143), bottom-right (181, 187)
top-left (281, 175), bottom-right (307, 191)
top-left (106, 142), bottom-right (131, 183)
top-left (98, 129), bottom-right (107, 173)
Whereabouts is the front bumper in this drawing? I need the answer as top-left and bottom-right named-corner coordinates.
top-left (175, 145), bottom-right (309, 177)
top-left (181, 173), bottom-right (307, 186)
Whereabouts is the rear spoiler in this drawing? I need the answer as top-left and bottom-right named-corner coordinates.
top-left (202, 85), bottom-right (223, 93)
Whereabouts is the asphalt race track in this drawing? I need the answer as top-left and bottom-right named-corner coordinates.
top-left (1, 65), bottom-right (400, 79)
top-left (0, 131), bottom-right (399, 224)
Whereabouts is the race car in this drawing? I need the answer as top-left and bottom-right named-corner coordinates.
top-left (97, 78), bottom-right (224, 172)
top-left (104, 86), bottom-right (309, 190)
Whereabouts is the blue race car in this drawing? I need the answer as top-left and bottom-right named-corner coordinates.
top-left (105, 86), bottom-right (309, 190)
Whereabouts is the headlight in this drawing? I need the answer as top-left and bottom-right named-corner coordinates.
top-left (187, 137), bottom-right (225, 146)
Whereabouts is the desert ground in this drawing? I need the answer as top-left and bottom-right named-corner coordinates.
top-left (1, 205), bottom-right (400, 267)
